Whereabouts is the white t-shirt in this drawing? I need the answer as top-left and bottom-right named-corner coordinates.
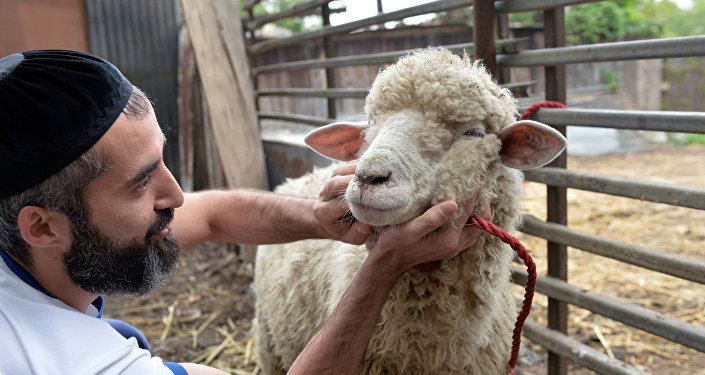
top-left (0, 250), bottom-right (183, 375)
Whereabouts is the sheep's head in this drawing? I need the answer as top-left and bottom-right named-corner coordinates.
top-left (306, 48), bottom-right (566, 227)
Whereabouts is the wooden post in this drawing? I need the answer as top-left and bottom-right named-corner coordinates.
top-left (472, 0), bottom-right (496, 77)
top-left (180, 0), bottom-right (268, 190)
top-left (544, 7), bottom-right (568, 375)
top-left (181, 0), bottom-right (269, 263)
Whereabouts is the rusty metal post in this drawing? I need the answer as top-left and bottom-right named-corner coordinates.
top-left (495, 11), bottom-right (510, 84)
top-left (543, 6), bottom-right (568, 375)
top-left (321, 3), bottom-right (337, 119)
top-left (248, 52), bottom-right (260, 115)
top-left (472, 0), bottom-right (496, 77)
top-left (377, 0), bottom-right (385, 29)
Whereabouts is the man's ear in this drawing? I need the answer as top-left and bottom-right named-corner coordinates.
top-left (498, 120), bottom-right (567, 170)
top-left (304, 121), bottom-right (368, 161)
top-left (17, 206), bottom-right (72, 249)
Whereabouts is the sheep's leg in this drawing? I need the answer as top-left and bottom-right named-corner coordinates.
top-left (254, 316), bottom-right (287, 375)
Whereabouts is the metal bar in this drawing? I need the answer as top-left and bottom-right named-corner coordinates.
top-left (321, 3), bottom-right (337, 119)
top-left (501, 81), bottom-right (533, 97)
top-left (513, 269), bottom-right (705, 353)
top-left (252, 39), bottom-right (523, 75)
top-left (521, 215), bottom-right (705, 284)
top-left (520, 107), bottom-right (705, 134)
top-left (495, 0), bottom-right (604, 13)
top-left (523, 168), bottom-right (705, 210)
top-left (248, 0), bottom-right (475, 54)
top-left (257, 88), bottom-right (369, 98)
top-left (251, 54), bottom-right (261, 114)
top-left (521, 320), bottom-right (650, 375)
top-left (499, 36), bottom-right (705, 67)
top-left (256, 81), bottom-right (534, 98)
top-left (473, 0), bottom-right (496, 77)
top-left (246, 0), bottom-right (333, 31)
top-left (543, 6), bottom-right (568, 375)
top-left (495, 12), bottom-right (511, 84)
top-left (258, 112), bottom-right (335, 126)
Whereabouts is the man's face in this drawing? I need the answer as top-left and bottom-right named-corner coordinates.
top-left (64, 206), bottom-right (179, 295)
top-left (66, 105), bottom-right (185, 295)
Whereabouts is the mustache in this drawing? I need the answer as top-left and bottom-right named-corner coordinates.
top-left (146, 208), bottom-right (175, 238)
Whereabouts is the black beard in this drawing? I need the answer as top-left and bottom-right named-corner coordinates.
top-left (64, 208), bottom-right (181, 296)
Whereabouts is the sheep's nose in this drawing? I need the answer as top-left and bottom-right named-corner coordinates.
top-left (357, 171), bottom-right (391, 186)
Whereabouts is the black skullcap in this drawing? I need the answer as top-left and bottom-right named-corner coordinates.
top-left (0, 49), bottom-right (133, 199)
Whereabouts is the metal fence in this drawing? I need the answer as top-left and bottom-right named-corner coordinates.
top-left (86, 0), bottom-right (181, 182)
top-left (241, 1), bottom-right (705, 374)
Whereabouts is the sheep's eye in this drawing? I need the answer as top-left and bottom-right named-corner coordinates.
top-left (463, 129), bottom-right (485, 137)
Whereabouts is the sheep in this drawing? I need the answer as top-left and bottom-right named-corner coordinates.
top-left (254, 47), bottom-right (566, 375)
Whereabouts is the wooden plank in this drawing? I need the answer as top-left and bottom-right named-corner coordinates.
top-left (180, 0), bottom-right (268, 191)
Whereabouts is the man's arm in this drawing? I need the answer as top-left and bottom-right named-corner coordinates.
top-left (172, 160), bottom-right (487, 374)
top-left (171, 181), bottom-right (372, 249)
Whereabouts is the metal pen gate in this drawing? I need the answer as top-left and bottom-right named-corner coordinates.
top-left (240, 1), bottom-right (705, 373)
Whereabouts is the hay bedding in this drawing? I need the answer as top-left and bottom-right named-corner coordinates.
top-left (105, 144), bottom-right (705, 374)
top-left (105, 242), bottom-right (259, 374)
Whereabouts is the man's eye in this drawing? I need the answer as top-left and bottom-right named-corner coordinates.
top-left (463, 129), bottom-right (485, 137)
top-left (137, 176), bottom-right (150, 191)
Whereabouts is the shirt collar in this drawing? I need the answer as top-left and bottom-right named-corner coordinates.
top-left (0, 248), bottom-right (104, 317)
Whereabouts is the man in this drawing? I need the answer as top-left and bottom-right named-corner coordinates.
top-left (0, 50), bottom-right (487, 374)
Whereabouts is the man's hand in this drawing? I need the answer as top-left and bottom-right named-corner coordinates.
top-left (289, 190), bottom-right (491, 375)
top-left (313, 161), bottom-right (373, 245)
top-left (370, 191), bottom-right (491, 276)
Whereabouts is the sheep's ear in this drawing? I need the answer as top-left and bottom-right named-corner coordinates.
top-left (498, 120), bottom-right (567, 170)
top-left (304, 121), bottom-right (368, 161)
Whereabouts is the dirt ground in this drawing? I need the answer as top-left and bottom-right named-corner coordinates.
top-left (104, 144), bottom-right (705, 374)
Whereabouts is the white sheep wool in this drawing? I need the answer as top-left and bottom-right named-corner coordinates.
top-left (255, 48), bottom-right (566, 375)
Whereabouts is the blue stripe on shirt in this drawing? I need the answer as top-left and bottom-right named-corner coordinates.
top-left (164, 362), bottom-right (188, 375)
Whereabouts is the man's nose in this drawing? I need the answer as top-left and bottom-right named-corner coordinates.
top-left (154, 164), bottom-right (184, 211)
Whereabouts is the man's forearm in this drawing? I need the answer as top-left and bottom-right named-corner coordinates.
top-left (288, 252), bottom-right (398, 375)
top-left (210, 189), bottom-right (331, 244)
top-left (174, 190), bottom-right (329, 247)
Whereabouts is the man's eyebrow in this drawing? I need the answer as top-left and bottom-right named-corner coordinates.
top-left (127, 159), bottom-right (160, 187)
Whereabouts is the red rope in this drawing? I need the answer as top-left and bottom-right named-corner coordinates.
top-left (469, 101), bottom-right (565, 373)
top-left (470, 216), bottom-right (536, 374)
top-left (520, 100), bottom-right (567, 120)
top-left (417, 101), bottom-right (563, 373)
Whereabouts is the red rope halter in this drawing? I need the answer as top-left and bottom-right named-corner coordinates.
top-left (473, 101), bottom-right (565, 374)
top-left (470, 216), bottom-right (535, 374)
top-left (415, 101), bottom-right (564, 373)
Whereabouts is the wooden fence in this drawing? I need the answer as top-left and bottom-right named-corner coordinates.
top-left (237, 1), bottom-right (705, 374)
